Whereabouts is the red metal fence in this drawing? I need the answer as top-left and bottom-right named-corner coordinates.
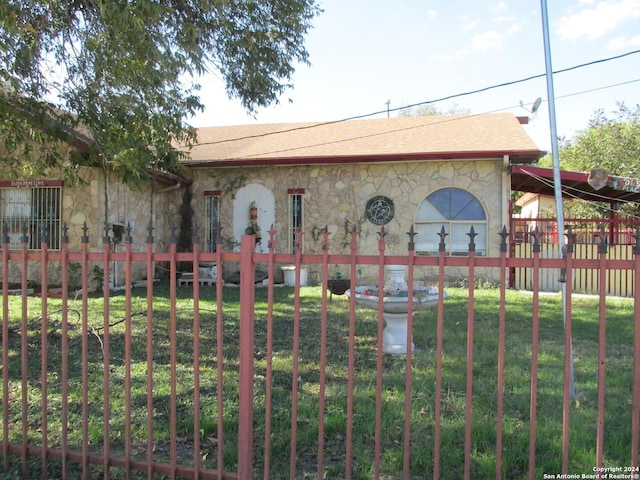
top-left (511, 216), bottom-right (640, 246)
top-left (511, 216), bottom-right (640, 296)
top-left (2, 223), bottom-right (640, 479)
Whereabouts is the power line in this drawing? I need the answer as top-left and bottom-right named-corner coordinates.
top-left (518, 167), bottom-right (640, 219)
top-left (390, 48), bottom-right (640, 118)
top-left (555, 78), bottom-right (640, 102)
top-left (190, 76), bottom-right (637, 159)
top-left (193, 48), bottom-right (640, 148)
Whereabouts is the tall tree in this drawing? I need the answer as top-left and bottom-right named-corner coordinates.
top-left (558, 102), bottom-right (640, 178)
top-left (0, 0), bottom-right (321, 185)
top-left (552, 102), bottom-right (640, 217)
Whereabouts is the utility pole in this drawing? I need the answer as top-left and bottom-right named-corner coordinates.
top-left (540, 0), bottom-right (574, 398)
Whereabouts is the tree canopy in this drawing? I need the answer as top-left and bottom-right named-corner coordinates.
top-left (397, 102), bottom-right (471, 117)
top-left (0, 0), bottom-right (321, 185)
top-left (555, 102), bottom-right (640, 178)
top-left (539, 102), bottom-right (640, 217)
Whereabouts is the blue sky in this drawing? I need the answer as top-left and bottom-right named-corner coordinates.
top-left (190, 0), bottom-right (640, 151)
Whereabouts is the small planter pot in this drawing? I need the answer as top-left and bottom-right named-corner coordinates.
top-left (281, 265), bottom-right (308, 287)
top-left (327, 279), bottom-right (351, 295)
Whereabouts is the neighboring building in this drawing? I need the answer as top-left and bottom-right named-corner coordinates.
top-left (515, 192), bottom-right (556, 219)
top-left (0, 113), bottom-right (544, 286)
top-left (513, 192), bottom-right (557, 243)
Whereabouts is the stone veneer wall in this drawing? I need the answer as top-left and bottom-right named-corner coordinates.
top-left (1, 157), bottom-right (510, 287)
top-left (2, 164), bottom-right (179, 288)
top-left (189, 158), bottom-right (509, 286)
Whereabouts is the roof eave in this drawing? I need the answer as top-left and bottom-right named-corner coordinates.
top-left (183, 149), bottom-right (545, 168)
top-left (147, 168), bottom-right (192, 186)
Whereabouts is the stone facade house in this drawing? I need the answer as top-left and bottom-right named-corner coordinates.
top-left (183, 113), bottom-right (544, 283)
top-left (0, 113), bottom-right (544, 286)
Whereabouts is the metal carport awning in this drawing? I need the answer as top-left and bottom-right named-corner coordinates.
top-left (510, 165), bottom-right (640, 204)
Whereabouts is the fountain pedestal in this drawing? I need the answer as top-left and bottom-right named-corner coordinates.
top-left (347, 265), bottom-right (445, 355)
top-left (382, 312), bottom-right (415, 354)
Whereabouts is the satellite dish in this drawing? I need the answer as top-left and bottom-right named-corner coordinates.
top-left (531, 97), bottom-right (542, 115)
top-left (519, 97), bottom-right (542, 116)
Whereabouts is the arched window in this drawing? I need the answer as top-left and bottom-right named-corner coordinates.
top-left (414, 188), bottom-right (487, 256)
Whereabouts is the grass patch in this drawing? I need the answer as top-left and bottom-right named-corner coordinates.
top-left (1, 285), bottom-right (638, 478)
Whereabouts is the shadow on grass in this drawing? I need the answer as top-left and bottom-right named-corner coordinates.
top-left (2, 285), bottom-right (637, 479)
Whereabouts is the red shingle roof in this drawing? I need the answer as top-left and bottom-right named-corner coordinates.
top-left (184, 113), bottom-right (544, 167)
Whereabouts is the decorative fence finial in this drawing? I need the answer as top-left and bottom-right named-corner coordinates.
top-left (531, 227), bottom-right (541, 253)
top-left (438, 225), bottom-right (448, 252)
top-left (39, 221), bottom-right (49, 246)
top-left (103, 221), bottom-right (110, 244)
top-left (169, 222), bottom-right (177, 244)
top-left (125, 221), bottom-right (133, 244)
top-left (467, 226), bottom-right (477, 252)
top-left (498, 226), bottom-right (509, 253)
top-left (566, 226), bottom-right (576, 254)
top-left (349, 223), bottom-right (359, 250)
top-left (215, 222), bottom-right (223, 247)
top-left (321, 225), bottom-right (330, 251)
top-left (82, 221), bottom-right (89, 244)
top-left (268, 224), bottom-right (277, 250)
top-left (376, 225), bottom-right (387, 242)
top-left (21, 221), bottom-right (29, 245)
top-left (192, 221), bottom-right (200, 245)
top-left (407, 225), bottom-right (417, 252)
top-left (146, 222), bottom-right (154, 244)
top-left (62, 223), bottom-right (70, 244)
top-left (597, 225), bottom-right (608, 254)
top-left (294, 228), bottom-right (303, 253)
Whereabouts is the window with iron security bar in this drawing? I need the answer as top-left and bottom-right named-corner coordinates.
top-left (289, 189), bottom-right (304, 253)
top-left (204, 190), bottom-right (220, 252)
top-left (0, 182), bottom-right (62, 250)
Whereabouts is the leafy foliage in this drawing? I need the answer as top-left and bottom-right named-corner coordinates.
top-left (397, 102), bottom-right (471, 117)
top-left (560, 102), bottom-right (640, 178)
top-left (546, 102), bottom-right (640, 218)
top-left (0, 0), bottom-right (321, 185)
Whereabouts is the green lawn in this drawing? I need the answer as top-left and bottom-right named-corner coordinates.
top-left (1, 284), bottom-right (637, 479)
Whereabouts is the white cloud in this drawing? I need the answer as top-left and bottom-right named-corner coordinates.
top-left (463, 19), bottom-right (480, 30)
top-left (607, 33), bottom-right (640, 48)
top-left (471, 30), bottom-right (506, 51)
top-left (426, 9), bottom-right (438, 21)
top-left (494, 15), bottom-right (518, 23)
top-left (468, 23), bottom-right (521, 52)
top-left (556, 0), bottom-right (640, 40)
top-left (494, 1), bottom-right (508, 12)
top-left (431, 52), bottom-right (460, 62)
top-left (507, 23), bottom-right (522, 35)
top-left (434, 4), bottom-right (524, 61)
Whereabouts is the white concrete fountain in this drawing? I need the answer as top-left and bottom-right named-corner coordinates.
top-left (347, 265), bottom-right (445, 354)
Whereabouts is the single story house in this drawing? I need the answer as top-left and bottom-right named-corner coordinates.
top-left (0, 113), bottom-right (545, 286)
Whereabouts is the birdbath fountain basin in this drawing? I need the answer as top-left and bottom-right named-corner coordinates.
top-left (348, 284), bottom-right (441, 313)
top-left (346, 265), bottom-right (446, 354)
